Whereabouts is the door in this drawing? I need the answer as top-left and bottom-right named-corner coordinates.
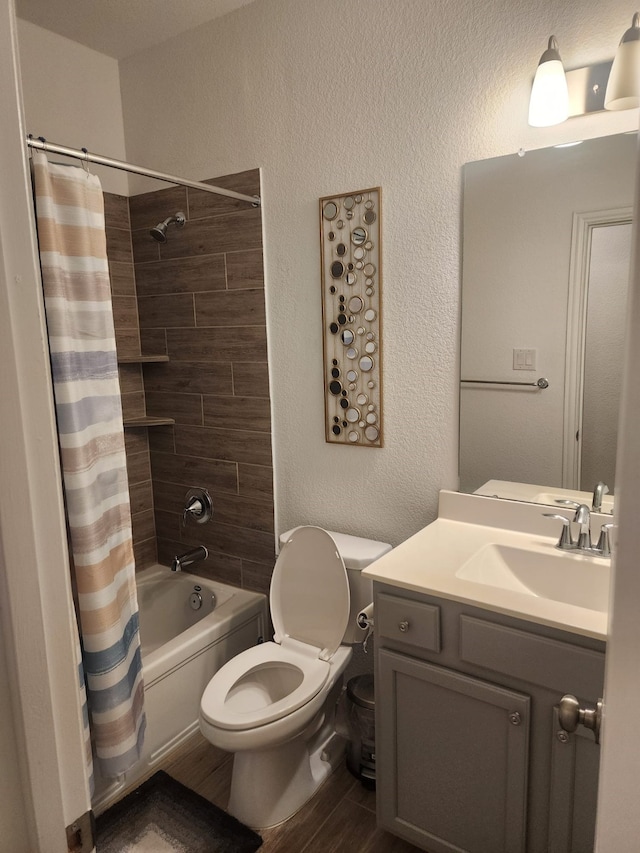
top-left (563, 209), bottom-right (632, 491)
top-left (377, 650), bottom-right (530, 853)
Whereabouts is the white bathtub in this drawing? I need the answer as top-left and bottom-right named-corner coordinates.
top-left (93, 564), bottom-right (268, 813)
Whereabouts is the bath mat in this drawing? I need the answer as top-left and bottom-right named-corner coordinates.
top-left (96, 771), bottom-right (262, 852)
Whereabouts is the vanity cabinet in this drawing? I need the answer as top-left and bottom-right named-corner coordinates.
top-left (374, 584), bottom-right (605, 853)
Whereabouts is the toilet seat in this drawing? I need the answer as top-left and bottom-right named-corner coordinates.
top-left (201, 639), bottom-right (330, 731)
top-left (201, 526), bottom-right (350, 733)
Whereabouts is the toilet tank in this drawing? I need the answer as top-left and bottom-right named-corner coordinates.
top-left (279, 527), bottom-right (392, 644)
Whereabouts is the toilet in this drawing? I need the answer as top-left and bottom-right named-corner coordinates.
top-left (199, 525), bottom-right (391, 829)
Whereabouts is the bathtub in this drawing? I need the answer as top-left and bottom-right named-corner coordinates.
top-left (93, 564), bottom-right (268, 813)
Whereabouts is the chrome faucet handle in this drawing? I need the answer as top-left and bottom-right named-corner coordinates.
top-left (543, 514), bottom-right (575, 550)
top-left (595, 523), bottom-right (614, 558)
top-left (183, 495), bottom-right (203, 526)
top-left (555, 499), bottom-right (581, 508)
top-left (592, 482), bottom-right (610, 512)
top-left (573, 504), bottom-right (592, 550)
top-left (182, 488), bottom-right (213, 527)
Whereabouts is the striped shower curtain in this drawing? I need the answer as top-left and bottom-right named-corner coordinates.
top-left (32, 150), bottom-right (145, 778)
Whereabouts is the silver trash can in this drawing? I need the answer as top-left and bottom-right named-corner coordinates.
top-left (346, 674), bottom-right (376, 788)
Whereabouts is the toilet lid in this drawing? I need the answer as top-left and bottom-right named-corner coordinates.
top-left (271, 526), bottom-right (350, 659)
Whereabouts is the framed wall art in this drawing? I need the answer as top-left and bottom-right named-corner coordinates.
top-left (319, 187), bottom-right (382, 447)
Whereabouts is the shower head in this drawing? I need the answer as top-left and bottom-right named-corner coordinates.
top-left (149, 211), bottom-right (186, 243)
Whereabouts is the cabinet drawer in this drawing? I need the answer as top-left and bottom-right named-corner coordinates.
top-left (377, 593), bottom-right (441, 652)
top-left (459, 616), bottom-right (605, 696)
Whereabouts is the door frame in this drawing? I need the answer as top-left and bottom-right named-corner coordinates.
top-left (594, 141), bottom-right (640, 849)
top-left (0, 2), bottom-right (93, 849)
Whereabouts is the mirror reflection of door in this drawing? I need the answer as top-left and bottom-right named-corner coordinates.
top-left (580, 222), bottom-right (631, 491)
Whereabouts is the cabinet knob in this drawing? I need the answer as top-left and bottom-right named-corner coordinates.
top-left (398, 620), bottom-right (410, 633)
top-left (558, 694), bottom-right (603, 745)
top-left (509, 711), bottom-right (522, 726)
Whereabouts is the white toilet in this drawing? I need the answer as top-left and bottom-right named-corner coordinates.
top-left (199, 525), bottom-right (391, 829)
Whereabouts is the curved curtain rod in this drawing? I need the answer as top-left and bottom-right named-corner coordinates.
top-left (26, 135), bottom-right (261, 207)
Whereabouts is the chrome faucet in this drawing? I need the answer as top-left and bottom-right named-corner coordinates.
top-left (543, 505), bottom-right (613, 557)
top-left (591, 481), bottom-right (609, 513)
top-left (171, 545), bottom-right (208, 572)
top-left (574, 504), bottom-right (592, 550)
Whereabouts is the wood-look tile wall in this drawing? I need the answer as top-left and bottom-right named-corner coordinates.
top-left (103, 192), bottom-right (157, 569)
top-left (129, 170), bottom-right (275, 595)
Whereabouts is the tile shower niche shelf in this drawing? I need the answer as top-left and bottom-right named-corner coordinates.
top-left (117, 355), bottom-right (170, 364)
top-left (123, 416), bottom-right (175, 428)
top-left (118, 356), bottom-right (173, 427)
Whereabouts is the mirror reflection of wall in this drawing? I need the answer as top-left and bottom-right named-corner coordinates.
top-left (459, 133), bottom-right (636, 499)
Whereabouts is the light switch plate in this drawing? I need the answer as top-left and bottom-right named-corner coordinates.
top-left (513, 348), bottom-right (537, 370)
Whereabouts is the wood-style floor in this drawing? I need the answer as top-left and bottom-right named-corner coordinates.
top-left (159, 733), bottom-right (423, 852)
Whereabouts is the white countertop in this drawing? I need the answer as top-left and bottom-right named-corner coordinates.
top-left (362, 491), bottom-right (610, 641)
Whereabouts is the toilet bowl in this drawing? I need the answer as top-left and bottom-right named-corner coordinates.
top-left (199, 525), bottom-right (391, 829)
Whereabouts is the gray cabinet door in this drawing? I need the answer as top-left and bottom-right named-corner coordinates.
top-left (377, 650), bottom-right (530, 853)
top-left (547, 706), bottom-right (601, 853)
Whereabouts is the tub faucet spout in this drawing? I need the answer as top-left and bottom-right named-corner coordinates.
top-left (171, 545), bottom-right (208, 572)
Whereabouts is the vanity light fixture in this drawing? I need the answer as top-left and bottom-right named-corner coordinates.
top-left (528, 36), bottom-right (569, 127)
top-left (604, 13), bottom-right (640, 110)
top-left (528, 16), bottom-right (640, 126)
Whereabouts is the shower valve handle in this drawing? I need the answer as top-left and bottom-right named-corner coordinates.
top-left (182, 488), bottom-right (213, 526)
top-left (183, 496), bottom-right (203, 525)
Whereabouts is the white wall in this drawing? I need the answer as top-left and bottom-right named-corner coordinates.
top-left (17, 18), bottom-right (128, 195)
top-left (118, 0), bottom-right (637, 546)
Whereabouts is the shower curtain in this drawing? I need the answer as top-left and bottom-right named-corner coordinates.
top-left (32, 150), bottom-right (145, 779)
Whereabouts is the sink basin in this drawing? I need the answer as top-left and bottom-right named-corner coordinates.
top-left (456, 544), bottom-right (609, 612)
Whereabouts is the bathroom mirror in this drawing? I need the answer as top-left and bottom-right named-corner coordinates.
top-left (459, 133), bottom-right (636, 504)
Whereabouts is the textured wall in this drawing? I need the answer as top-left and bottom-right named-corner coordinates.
top-left (119, 0), bottom-right (637, 548)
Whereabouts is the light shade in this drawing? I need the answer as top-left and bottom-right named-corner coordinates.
top-left (605, 13), bottom-right (640, 110)
top-left (528, 36), bottom-right (570, 127)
